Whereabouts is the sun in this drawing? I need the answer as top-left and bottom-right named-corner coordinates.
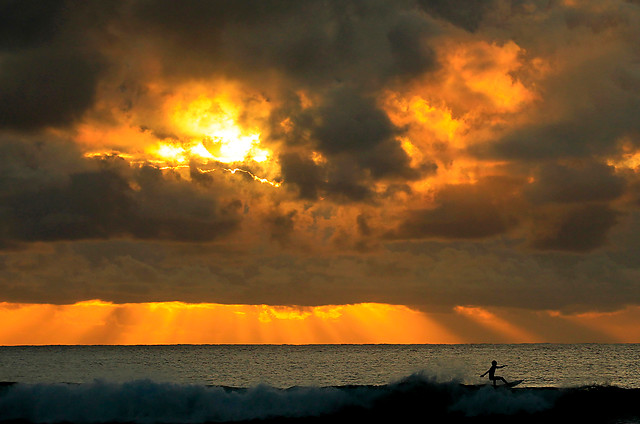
top-left (169, 94), bottom-right (271, 164)
top-left (82, 85), bottom-right (281, 186)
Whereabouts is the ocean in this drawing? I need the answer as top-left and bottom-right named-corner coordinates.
top-left (0, 344), bottom-right (639, 423)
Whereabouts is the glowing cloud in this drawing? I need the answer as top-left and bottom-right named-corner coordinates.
top-left (0, 301), bottom-right (458, 345)
top-left (79, 80), bottom-right (280, 186)
top-left (170, 94), bottom-right (271, 164)
top-left (3, 0), bottom-right (640, 344)
top-left (553, 307), bottom-right (640, 343)
top-left (454, 306), bottom-right (540, 343)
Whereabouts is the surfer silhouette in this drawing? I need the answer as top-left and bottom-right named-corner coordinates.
top-left (480, 360), bottom-right (509, 387)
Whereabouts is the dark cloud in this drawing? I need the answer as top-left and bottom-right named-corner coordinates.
top-left (386, 11), bottom-right (439, 78)
top-left (189, 166), bottom-right (215, 186)
top-left (129, 1), bottom-right (311, 80)
top-left (0, 0), bottom-right (66, 50)
top-left (482, 106), bottom-right (640, 161)
top-left (0, 48), bottom-right (106, 130)
top-left (128, 0), bottom-right (440, 87)
top-left (267, 210), bottom-right (297, 246)
top-left (476, 12), bottom-right (640, 162)
top-left (7, 169), bottom-right (134, 242)
top-left (525, 161), bottom-right (625, 204)
top-left (564, 6), bottom-right (629, 32)
top-left (388, 176), bottom-right (523, 240)
top-left (625, 173), bottom-right (640, 207)
top-left (311, 87), bottom-right (426, 179)
top-left (0, 1), bottom-right (110, 130)
top-left (117, 1), bottom-right (436, 204)
top-left (312, 87), bottom-right (398, 155)
top-left (3, 235), bottom-right (640, 311)
top-left (417, 0), bottom-right (492, 32)
top-left (360, 138), bottom-right (429, 179)
top-left (357, 214), bottom-right (372, 236)
top-left (386, 238), bottom-right (640, 312)
top-left (279, 152), bottom-right (325, 200)
top-left (279, 152), bottom-right (374, 202)
top-left (127, 165), bottom-right (242, 242)
top-left (324, 156), bottom-right (374, 202)
top-left (2, 0), bottom-right (640, 318)
top-left (530, 204), bottom-right (619, 252)
top-left (0, 139), bottom-right (241, 247)
top-left (277, 87), bottom-right (427, 199)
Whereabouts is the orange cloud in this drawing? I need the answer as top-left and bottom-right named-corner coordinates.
top-left (553, 306), bottom-right (640, 343)
top-left (77, 80), bottom-right (283, 189)
top-left (441, 40), bottom-right (540, 116)
top-left (3, 301), bottom-right (640, 345)
top-left (454, 305), bottom-right (540, 343)
top-left (0, 301), bottom-right (458, 345)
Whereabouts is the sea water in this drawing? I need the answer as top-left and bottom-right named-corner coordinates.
top-left (0, 344), bottom-right (639, 423)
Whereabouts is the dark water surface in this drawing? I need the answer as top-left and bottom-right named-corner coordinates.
top-left (0, 344), bottom-right (638, 423)
top-left (1, 344), bottom-right (638, 387)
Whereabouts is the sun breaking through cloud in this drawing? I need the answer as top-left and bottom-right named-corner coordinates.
top-left (2, 0), bottom-right (640, 343)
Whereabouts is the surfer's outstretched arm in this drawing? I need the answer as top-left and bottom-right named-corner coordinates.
top-left (480, 369), bottom-right (489, 377)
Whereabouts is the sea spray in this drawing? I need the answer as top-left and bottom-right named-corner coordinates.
top-left (449, 384), bottom-right (558, 416)
top-left (1, 376), bottom-right (640, 423)
top-left (0, 379), bottom-right (382, 423)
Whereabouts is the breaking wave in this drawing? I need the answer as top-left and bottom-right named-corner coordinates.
top-left (1, 374), bottom-right (639, 423)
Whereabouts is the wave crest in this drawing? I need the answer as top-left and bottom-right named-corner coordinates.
top-left (1, 374), bottom-right (639, 423)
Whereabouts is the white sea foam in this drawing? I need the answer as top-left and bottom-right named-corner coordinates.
top-left (0, 380), bottom-right (380, 423)
top-left (1, 375), bottom-right (638, 423)
top-left (449, 385), bottom-right (558, 416)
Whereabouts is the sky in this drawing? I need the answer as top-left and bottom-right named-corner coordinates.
top-left (1, 0), bottom-right (640, 344)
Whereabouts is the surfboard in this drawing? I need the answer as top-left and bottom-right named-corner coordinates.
top-left (461, 379), bottom-right (523, 389)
